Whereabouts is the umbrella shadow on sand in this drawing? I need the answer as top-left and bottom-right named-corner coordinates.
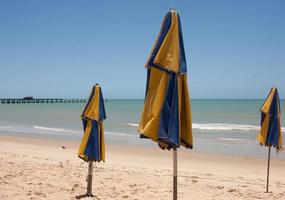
top-left (75, 194), bottom-right (98, 199)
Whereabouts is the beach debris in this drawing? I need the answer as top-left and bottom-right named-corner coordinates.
top-left (61, 145), bottom-right (66, 149)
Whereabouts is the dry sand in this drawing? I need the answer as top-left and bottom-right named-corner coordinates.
top-left (0, 135), bottom-right (285, 200)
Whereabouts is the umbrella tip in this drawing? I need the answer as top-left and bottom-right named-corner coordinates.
top-left (169, 8), bottom-right (177, 12)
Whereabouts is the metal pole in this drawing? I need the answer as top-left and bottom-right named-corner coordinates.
top-left (173, 148), bottom-right (177, 200)
top-left (87, 161), bottom-right (94, 196)
top-left (266, 146), bottom-right (271, 193)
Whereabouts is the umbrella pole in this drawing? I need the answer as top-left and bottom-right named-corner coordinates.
top-left (87, 160), bottom-right (94, 196)
top-left (266, 146), bottom-right (271, 193)
top-left (173, 147), bottom-right (177, 200)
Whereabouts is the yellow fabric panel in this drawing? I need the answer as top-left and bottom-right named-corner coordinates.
top-left (178, 75), bottom-right (193, 148)
top-left (257, 114), bottom-right (270, 145)
top-left (78, 120), bottom-right (92, 161)
top-left (261, 87), bottom-right (276, 114)
top-left (99, 122), bottom-right (105, 161)
top-left (138, 67), bottom-right (170, 142)
top-left (83, 85), bottom-right (100, 121)
top-left (153, 12), bottom-right (180, 74)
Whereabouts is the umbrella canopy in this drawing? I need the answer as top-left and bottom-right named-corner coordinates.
top-left (138, 9), bottom-right (192, 150)
top-left (257, 86), bottom-right (282, 150)
top-left (78, 84), bottom-right (106, 161)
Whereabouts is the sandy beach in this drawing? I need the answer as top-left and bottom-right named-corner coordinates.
top-left (0, 134), bottom-right (284, 200)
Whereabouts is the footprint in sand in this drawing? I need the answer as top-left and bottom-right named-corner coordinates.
top-left (58, 162), bottom-right (64, 168)
top-left (34, 191), bottom-right (46, 197)
top-left (129, 184), bottom-right (137, 189)
top-left (192, 179), bottom-right (198, 183)
top-left (239, 185), bottom-right (247, 188)
top-left (206, 185), bottom-right (216, 189)
top-left (227, 188), bottom-right (237, 193)
top-left (204, 173), bottom-right (214, 177)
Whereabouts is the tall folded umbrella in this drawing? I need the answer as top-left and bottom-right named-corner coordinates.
top-left (257, 86), bottom-right (282, 193)
top-left (138, 9), bottom-right (192, 200)
top-left (78, 84), bottom-right (106, 197)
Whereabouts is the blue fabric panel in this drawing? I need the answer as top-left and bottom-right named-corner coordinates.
top-left (84, 121), bottom-right (100, 161)
top-left (82, 118), bottom-right (88, 131)
top-left (177, 14), bottom-right (187, 74)
top-left (158, 72), bottom-right (180, 147)
top-left (99, 87), bottom-right (106, 121)
top-left (146, 12), bottom-right (172, 68)
top-left (269, 91), bottom-right (279, 117)
top-left (266, 91), bottom-right (280, 145)
top-left (260, 113), bottom-right (265, 126)
top-left (266, 117), bottom-right (279, 146)
top-left (145, 68), bottom-right (151, 99)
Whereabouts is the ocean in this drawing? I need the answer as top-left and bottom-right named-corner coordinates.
top-left (0, 99), bottom-right (284, 158)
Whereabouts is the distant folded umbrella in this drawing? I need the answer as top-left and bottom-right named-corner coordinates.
top-left (257, 86), bottom-right (282, 150)
top-left (257, 86), bottom-right (282, 193)
top-left (78, 84), bottom-right (106, 197)
top-left (78, 84), bottom-right (106, 162)
top-left (138, 9), bottom-right (192, 200)
top-left (139, 9), bottom-right (193, 150)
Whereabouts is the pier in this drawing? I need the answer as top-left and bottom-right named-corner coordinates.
top-left (0, 98), bottom-right (87, 104)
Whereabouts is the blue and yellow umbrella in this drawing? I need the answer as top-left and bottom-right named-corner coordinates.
top-left (257, 86), bottom-right (282, 150)
top-left (78, 84), bottom-right (106, 197)
top-left (257, 86), bottom-right (282, 193)
top-left (139, 9), bottom-right (192, 150)
top-left (138, 9), bottom-right (192, 200)
top-left (78, 84), bottom-right (106, 162)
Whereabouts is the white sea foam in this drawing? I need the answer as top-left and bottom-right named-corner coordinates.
top-left (129, 122), bottom-right (285, 132)
top-left (0, 126), bottom-right (12, 129)
top-left (33, 125), bottom-right (81, 134)
top-left (105, 131), bottom-right (134, 137)
top-left (193, 123), bottom-right (285, 132)
top-left (219, 137), bottom-right (248, 141)
top-left (128, 123), bottom-right (139, 127)
top-left (0, 124), bottom-right (81, 136)
top-left (192, 123), bottom-right (260, 131)
top-left (0, 123), bottom-right (134, 137)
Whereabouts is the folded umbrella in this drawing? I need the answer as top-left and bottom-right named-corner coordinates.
top-left (138, 9), bottom-right (193, 200)
top-left (78, 84), bottom-right (106, 197)
top-left (257, 86), bottom-right (282, 193)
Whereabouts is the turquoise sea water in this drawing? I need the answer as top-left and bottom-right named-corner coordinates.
top-left (0, 99), bottom-right (284, 158)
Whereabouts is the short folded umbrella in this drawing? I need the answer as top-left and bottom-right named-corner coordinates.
top-left (78, 84), bottom-right (106, 197)
top-left (257, 86), bottom-right (282, 193)
top-left (138, 9), bottom-right (193, 200)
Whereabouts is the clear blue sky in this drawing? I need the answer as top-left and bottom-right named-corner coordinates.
top-left (0, 0), bottom-right (284, 99)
